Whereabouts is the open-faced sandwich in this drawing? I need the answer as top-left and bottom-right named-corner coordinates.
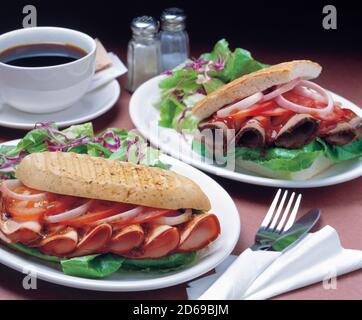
top-left (192, 60), bottom-right (362, 179)
top-left (0, 123), bottom-right (220, 278)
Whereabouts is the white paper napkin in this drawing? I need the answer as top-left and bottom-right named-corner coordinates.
top-left (87, 53), bottom-right (127, 92)
top-left (188, 226), bottom-right (362, 300)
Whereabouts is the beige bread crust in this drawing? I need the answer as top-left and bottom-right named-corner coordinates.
top-left (16, 152), bottom-right (211, 211)
top-left (192, 60), bottom-right (322, 121)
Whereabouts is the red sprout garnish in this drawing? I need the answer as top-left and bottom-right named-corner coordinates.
top-left (0, 151), bottom-right (26, 172)
top-left (102, 131), bottom-right (121, 151)
top-left (175, 107), bottom-right (192, 133)
top-left (197, 87), bottom-right (207, 95)
top-left (162, 70), bottom-right (173, 76)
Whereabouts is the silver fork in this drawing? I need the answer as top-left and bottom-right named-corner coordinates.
top-left (251, 189), bottom-right (302, 251)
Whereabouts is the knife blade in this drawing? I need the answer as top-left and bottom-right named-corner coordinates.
top-left (270, 208), bottom-right (320, 252)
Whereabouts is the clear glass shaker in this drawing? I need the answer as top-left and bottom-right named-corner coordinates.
top-left (126, 16), bottom-right (162, 92)
top-left (160, 8), bottom-right (189, 71)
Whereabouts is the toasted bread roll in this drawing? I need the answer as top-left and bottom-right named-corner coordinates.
top-left (192, 60), bottom-right (322, 121)
top-left (16, 152), bottom-right (211, 211)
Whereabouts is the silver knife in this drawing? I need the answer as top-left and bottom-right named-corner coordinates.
top-left (270, 208), bottom-right (321, 251)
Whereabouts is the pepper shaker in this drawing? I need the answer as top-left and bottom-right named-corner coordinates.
top-left (126, 16), bottom-right (162, 92)
top-left (160, 8), bottom-right (189, 71)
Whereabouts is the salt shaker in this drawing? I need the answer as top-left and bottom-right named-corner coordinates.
top-left (126, 16), bottom-right (162, 92)
top-left (160, 8), bottom-right (189, 71)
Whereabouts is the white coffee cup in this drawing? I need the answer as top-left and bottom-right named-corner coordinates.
top-left (0, 27), bottom-right (96, 114)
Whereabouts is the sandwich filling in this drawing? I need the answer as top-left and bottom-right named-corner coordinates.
top-left (0, 180), bottom-right (220, 259)
top-left (198, 79), bottom-right (362, 150)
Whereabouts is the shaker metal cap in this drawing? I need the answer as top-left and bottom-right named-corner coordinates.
top-left (131, 16), bottom-right (159, 36)
top-left (161, 8), bottom-right (186, 28)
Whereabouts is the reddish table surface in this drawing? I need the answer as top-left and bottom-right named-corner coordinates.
top-left (0, 46), bottom-right (361, 300)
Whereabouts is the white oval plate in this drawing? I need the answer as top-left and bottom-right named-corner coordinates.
top-left (0, 80), bottom-right (120, 130)
top-left (130, 75), bottom-right (362, 188)
top-left (0, 140), bottom-right (240, 292)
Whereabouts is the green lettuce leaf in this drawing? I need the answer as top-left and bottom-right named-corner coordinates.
top-left (159, 96), bottom-right (185, 128)
top-left (317, 137), bottom-right (362, 162)
top-left (62, 122), bottom-right (94, 139)
top-left (156, 39), bottom-right (267, 131)
top-left (193, 136), bottom-right (362, 173)
top-left (8, 243), bottom-right (61, 262)
top-left (61, 254), bottom-right (124, 278)
top-left (8, 242), bottom-right (196, 278)
top-left (121, 252), bottom-right (197, 273)
top-left (203, 39), bottom-right (267, 82)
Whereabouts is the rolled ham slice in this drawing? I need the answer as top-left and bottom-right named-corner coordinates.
top-left (124, 225), bottom-right (180, 259)
top-left (235, 117), bottom-right (266, 148)
top-left (350, 116), bottom-right (362, 139)
top-left (0, 219), bottom-right (41, 244)
top-left (197, 121), bottom-right (230, 154)
top-left (39, 228), bottom-right (78, 256)
top-left (274, 114), bottom-right (319, 148)
top-left (178, 213), bottom-right (220, 252)
top-left (70, 223), bottom-right (112, 257)
top-left (109, 224), bottom-right (144, 254)
top-left (322, 122), bottom-right (357, 146)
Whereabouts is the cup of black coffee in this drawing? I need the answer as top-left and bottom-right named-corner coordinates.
top-left (0, 27), bottom-right (96, 113)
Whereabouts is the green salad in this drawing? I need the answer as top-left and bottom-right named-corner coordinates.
top-left (155, 39), bottom-right (267, 131)
top-left (0, 122), bottom-right (196, 278)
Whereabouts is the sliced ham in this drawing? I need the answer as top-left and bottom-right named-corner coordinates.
top-left (323, 122), bottom-right (357, 145)
top-left (235, 117), bottom-right (266, 148)
top-left (0, 219), bottom-right (42, 244)
top-left (109, 224), bottom-right (144, 254)
top-left (70, 223), bottom-right (112, 257)
top-left (274, 114), bottom-right (319, 148)
top-left (39, 228), bottom-right (78, 256)
top-left (124, 225), bottom-right (180, 259)
top-left (178, 213), bottom-right (220, 252)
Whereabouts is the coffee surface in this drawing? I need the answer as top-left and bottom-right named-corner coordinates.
top-left (0, 43), bottom-right (87, 67)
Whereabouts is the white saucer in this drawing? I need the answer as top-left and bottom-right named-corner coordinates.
top-left (0, 80), bottom-right (120, 130)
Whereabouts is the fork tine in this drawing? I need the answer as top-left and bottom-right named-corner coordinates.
top-left (275, 192), bottom-right (295, 232)
top-left (283, 193), bottom-right (302, 231)
top-left (269, 190), bottom-right (288, 229)
top-left (260, 189), bottom-right (281, 229)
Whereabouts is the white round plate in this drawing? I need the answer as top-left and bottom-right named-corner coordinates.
top-left (0, 80), bottom-right (120, 130)
top-left (0, 140), bottom-right (240, 292)
top-left (130, 75), bottom-right (362, 188)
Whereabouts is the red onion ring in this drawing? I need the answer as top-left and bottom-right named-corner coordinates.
top-left (216, 92), bottom-right (264, 118)
top-left (293, 84), bottom-right (327, 103)
top-left (151, 209), bottom-right (192, 226)
top-left (276, 80), bottom-right (333, 116)
top-left (262, 78), bottom-right (300, 102)
top-left (45, 200), bottom-right (94, 223)
top-left (94, 207), bottom-right (144, 224)
top-left (1, 180), bottom-right (47, 201)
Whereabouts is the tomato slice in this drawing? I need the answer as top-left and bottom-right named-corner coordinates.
top-left (6, 199), bottom-right (48, 221)
top-left (229, 101), bottom-right (277, 120)
top-left (63, 200), bottom-right (135, 226)
top-left (44, 195), bottom-right (78, 216)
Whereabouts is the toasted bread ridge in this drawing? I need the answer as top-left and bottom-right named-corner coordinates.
top-left (192, 60), bottom-right (322, 121)
top-left (16, 152), bottom-right (211, 211)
